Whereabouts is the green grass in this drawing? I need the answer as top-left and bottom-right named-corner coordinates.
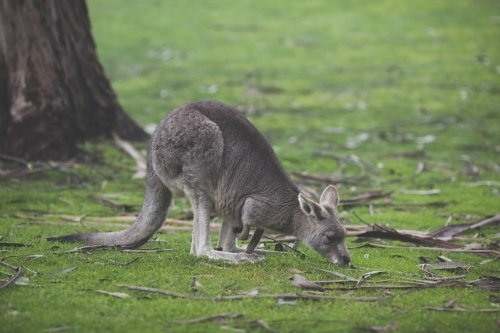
top-left (1, 0), bottom-right (500, 332)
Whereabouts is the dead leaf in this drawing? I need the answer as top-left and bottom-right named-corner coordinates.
top-left (313, 267), bottom-right (357, 281)
top-left (425, 261), bottom-right (468, 270)
top-left (474, 276), bottom-right (500, 290)
top-left (357, 271), bottom-right (386, 286)
top-left (397, 189), bottom-right (440, 195)
top-left (489, 295), bottom-right (500, 303)
top-left (290, 274), bottom-right (326, 292)
top-left (14, 276), bottom-right (29, 286)
top-left (191, 276), bottom-right (202, 289)
top-left (47, 265), bottom-right (79, 276)
top-left (443, 297), bottom-right (459, 308)
top-left (437, 255), bottom-right (452, 262)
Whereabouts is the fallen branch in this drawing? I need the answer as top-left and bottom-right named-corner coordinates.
top-left (116, 284), bottom-right (391, 302)
top-left (54, 245), bottom-right (176, 255)
top-left (354, 224), bottom-right (463, 249)
top-left (428, 214), bottom-right (500, 240)
top-left (330, 280), bottom-right (469, 291)
top-left (349, 243), bottom-right (500, 256)
top-left (112, 132), bottom-right (147, 180)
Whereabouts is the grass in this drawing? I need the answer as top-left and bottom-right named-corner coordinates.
top-left (1, 0), bottom-right (500, 332)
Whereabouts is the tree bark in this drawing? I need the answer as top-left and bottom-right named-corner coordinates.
top-left (0, 0), bottom-right (149, 161)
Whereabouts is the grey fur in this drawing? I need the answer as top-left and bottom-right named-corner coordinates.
top-left (47, 100), bottom-right (351, 265)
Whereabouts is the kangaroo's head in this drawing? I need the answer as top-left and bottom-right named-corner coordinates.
top-left (298, 185), bottom-right (351, 266)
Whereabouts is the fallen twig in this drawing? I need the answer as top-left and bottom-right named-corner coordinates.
top-left (89, 195), bottom-right (134, 212)
top-left (97, 290), bottom-right (130, 298)
top-left (262, 235), bottom-right (305, 257)
top-left (112, 132), bottom-right (147, 179)
top-left (291, 172), bottom-right (362, 186)
top-left (109, 256), bottom-right (143, 265)
top-left (462, 181), bottom-right (500, 187)
top-left (116, 284), bottom-right (391, 302)
top-left (119, 248), bottom-right (176, 253)
top-left (0, 242), bottom-right (31, 247)
top-left (255, 319), bottom-right (281, 333)
top-left (0, 260), bottom-right (22, 290)
top-left (349, 243), bottom-right (500, 256)
top-left (332, 280), bottom-right (469, 291)
top-left (397, 189), bottom-right (441, 195)
top-left (169, 312), bottom-right (244, 325)
top-left (357, 271), bottom-right (386, 286)
top-left (0, 160), bottom-right (75, 180)
top-left (340, 190), bottom-right (392, 207)
top-left (313, 267), bottom-right (357, 281)
top-left (424, 307), bottom-right (500, 313)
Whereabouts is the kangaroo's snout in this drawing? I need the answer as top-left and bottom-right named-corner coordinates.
top-left (333, 254), bottom-right (351, 266)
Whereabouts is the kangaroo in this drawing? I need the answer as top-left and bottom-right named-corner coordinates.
top-left (47, 100), bottom-right (351, 265)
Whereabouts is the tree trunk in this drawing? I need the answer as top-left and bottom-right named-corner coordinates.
top-left (0, 0), bottom-right (149, 161)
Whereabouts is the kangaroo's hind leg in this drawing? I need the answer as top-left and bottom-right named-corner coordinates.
top-left (189, 194), bottom-right (264, 263)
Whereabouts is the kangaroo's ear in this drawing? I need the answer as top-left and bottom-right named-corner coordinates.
top-left (298, 194), bottom-right (324, 220)
top-left (319, 185), bottom-right (340, 208)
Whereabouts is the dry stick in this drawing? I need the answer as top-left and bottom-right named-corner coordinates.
top-left (313, 267), bottom-right (357, 281)
top-left (255, 319), bottom-right (281, 333)
top-left (116, 284), bottom-right (391, 302)
top-left (333, 280), bottom-right (469, 292)
top-left (425, 275), bottom-right (467, 281)
top-left (352, 211), bottom-right (372, 227)
top-left (312, 151), bottom-right (366, 180)
top-left (112, 132), bottom-right (146, 179)
top-left (0, 260), bottom-right (22, 290)
top-left (424, 307), bottom-right (500, 313)
top-left (261, 235), bottom-right (305, 257)
top-left (0, 165), bottom-right (57, 180)
top-left (349, 243), bottom-right (500, 256)
top-left (169, 312), bottom-right (244, 325)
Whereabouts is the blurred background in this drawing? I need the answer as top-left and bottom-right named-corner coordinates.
top-left (87, 0), bottom-right (500, 175)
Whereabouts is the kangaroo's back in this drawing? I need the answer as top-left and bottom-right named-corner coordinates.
top-left (151, 100), bottom-right (298, 223)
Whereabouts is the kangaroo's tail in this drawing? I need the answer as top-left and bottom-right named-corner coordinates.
top-left (47, 161), bottom-right (172, 248)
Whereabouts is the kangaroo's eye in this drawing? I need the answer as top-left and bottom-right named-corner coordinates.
top-left (325, 233), bottom-right (336, 242)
